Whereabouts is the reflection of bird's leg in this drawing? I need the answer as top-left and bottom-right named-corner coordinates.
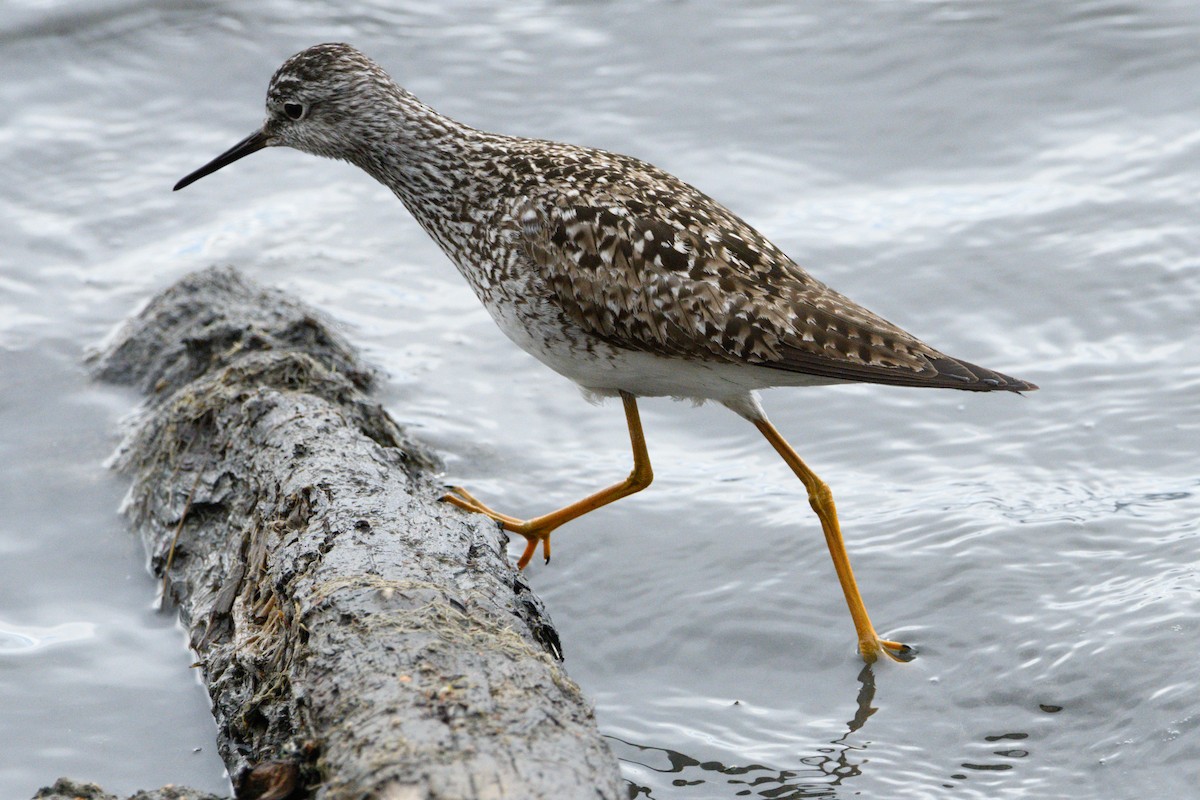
top-left (749, 414), bottom-right (913, 664)
top-left (847, 664), bottom-right (879, 734)
top-left (442, 391), bottom-right (653, 569)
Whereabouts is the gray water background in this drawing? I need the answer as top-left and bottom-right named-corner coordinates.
top-left (2, 1), bottom-right (1197, 798)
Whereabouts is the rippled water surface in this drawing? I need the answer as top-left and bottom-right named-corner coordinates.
top-left (3, 2), bottom-right (1198, 798)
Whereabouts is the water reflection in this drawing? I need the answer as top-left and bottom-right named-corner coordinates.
top-left (615, 667), bottom-right (1052, 797)
top-left (616, 665), bottom-right (880, 798)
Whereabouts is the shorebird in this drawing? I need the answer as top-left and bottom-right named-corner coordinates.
top-left (174, 43), bottom-right (1035, 663)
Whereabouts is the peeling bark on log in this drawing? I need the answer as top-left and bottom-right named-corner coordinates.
top-left (87, 266), bottom-right (625, 800)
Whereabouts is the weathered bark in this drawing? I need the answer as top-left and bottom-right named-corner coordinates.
top-left (32, 778), bottom-right (223, 800)
top-left (87, 266), bottom-right (625, 800)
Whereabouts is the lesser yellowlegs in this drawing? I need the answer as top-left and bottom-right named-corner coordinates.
top-left (175, 43), bottom-right (1036, 663)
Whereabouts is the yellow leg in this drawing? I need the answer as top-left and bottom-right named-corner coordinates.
top-left (752, 417), bottom-right (912, 664)
top-left (442, 391), bottom-right (653, 569)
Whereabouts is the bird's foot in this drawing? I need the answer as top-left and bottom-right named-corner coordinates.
top-left (440, 486), bottom-right (553, 569)
top-left (441, 485), bottom-right (523, 526)
top-left (860, 635), bottom-right (916, 664)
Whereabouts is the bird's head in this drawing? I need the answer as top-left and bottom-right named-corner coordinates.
top-left (174, 43), bottom-right (405, 191)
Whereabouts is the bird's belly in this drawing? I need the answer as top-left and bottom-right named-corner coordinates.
top-left (456, 251), bottom-right (842, 402)
top-left (479, 290), bottom-right (839, 402)
top-left (557, 345), bottom-right (843, 401)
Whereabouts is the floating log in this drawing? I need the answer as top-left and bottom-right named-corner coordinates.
top-left (80, 265), bottom-right (625, 800)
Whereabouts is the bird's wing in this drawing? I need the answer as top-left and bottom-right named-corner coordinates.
top-left (513, 178), bottom-right (1026, 391)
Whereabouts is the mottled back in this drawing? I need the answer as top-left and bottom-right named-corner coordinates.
top-left (505, 144), bottom-right (1028, 391)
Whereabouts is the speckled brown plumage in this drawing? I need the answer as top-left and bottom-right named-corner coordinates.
top-left (175, 43), bottom-right (1038, 662)
top-left (510, 150), bottom-right (1022, 390)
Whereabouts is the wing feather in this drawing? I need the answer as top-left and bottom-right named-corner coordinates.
top-left (509, 154), bottom-right (1033, 393)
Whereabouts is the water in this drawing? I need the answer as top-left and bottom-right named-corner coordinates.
top-left (2, 2), bottom-right (1197, 798)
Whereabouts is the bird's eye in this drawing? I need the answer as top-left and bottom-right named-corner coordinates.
top-left (283, 102), bottom-right (306, 120)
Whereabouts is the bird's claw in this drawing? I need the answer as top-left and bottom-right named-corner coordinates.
top-left (440, 486), bottom-right (553, 569)
top-left (861, 636), bottom-right (916, 664)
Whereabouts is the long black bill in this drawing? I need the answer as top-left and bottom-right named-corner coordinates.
top-left (173, 129), bottom-right (269, 191)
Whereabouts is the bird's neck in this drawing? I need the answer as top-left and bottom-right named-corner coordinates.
top-left (347, 88), bottom-right (501, 230)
